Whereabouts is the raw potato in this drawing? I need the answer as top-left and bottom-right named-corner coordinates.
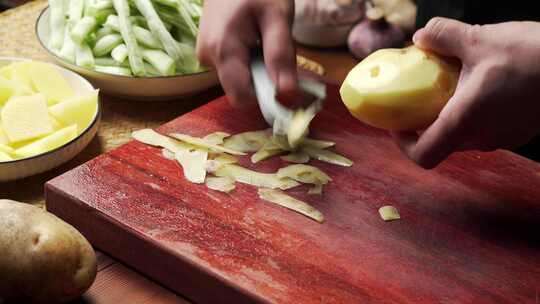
top-left (0, 200), bottom-right (97, 303)
top-left (14, 125), bottom-right (78, 158)
top-left (340, 46), bottom-right (459, 131)
top-left (258, 188), bottom-right (324, 223)
top-left (1, 94), bottom-right (54, 143)
top-left (175, 148), bottom-right (208, 184)
top-left (48, 90), bottom-right (99, 133)
top-left (379, 205), bottom-right (400, 221)
top-left (29, 61), bottom-right (75, 104)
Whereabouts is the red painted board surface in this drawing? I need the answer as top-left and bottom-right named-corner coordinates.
top-left (46, 85), bottom-right (540, 304)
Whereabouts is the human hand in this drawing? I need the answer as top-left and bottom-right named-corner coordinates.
top-left (393, 17), bottom-right (540, 169)
top-left (197, 0), bottom-right (298, 107)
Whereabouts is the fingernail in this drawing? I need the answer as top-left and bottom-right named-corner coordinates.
top-left (277, 70), bottom-right (298, 95)
top-left (412, 29), bottom-right (424, 45)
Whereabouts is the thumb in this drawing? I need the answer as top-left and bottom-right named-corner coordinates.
top-left (413, 17), bottom-right (472, 59)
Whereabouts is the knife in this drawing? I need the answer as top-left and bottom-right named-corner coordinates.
top-left (250, 49), bottom-right (327, 142)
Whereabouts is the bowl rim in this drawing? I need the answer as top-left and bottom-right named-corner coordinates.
top-left (35, 6), bottom-right (215, 80)
top-left (0, 58), bottom-right (102, 166)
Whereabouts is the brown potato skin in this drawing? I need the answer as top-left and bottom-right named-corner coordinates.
top-left (0, 200), bottom-right (97, 304)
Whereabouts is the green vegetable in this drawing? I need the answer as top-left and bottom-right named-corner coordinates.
top-left (112, 0), bottom-right (146, 76)
top-left (96, 26), bottom-right (116, 39)
top-left (68, 0), bottom-right (85, 26)
top-left (49, 0), bottom-right (66, 51)
top-left (93, 34), bottom-right (123, 56)
top-left (76, 43), bottom-right (95, 69)
top-left (71, 16), bottom-right (97, 44)
top-left (142, 49), bottom-right (175, 76)
top-left (133, 26), bottom-right (162, 49)
top-left (133, 0), bottom-right (183, 61)
top-left (111, 44), bottom-right (128, 63)
top-left (95, 65), bottom-right (132, 76)
top-left (95, 56), bottom-right (129, 67)
top-left (59, 28), bottom-right (77, 63)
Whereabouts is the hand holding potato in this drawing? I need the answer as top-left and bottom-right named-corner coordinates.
top-left (196, 0), bottom-right (298, 107)
top-left (393, 18), bottom-right (540, 168)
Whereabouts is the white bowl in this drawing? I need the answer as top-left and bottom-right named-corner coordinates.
top-left (292, 22), bottom-right (354, 47)
top-left (36, 7), bottom-right (219, 100)
top-left (0, 57), bottom-right (101, 182)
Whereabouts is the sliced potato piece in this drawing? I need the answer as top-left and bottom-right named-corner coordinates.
top-left (14, 124), bottom-right (78, 158)
top-left (0, 76), bottom-right (15, 106)
top-left (11, 61), bottom-right (35, 92)
top-left (175, 148), bottom-right (208, 184)
top-left (251, 141), bottom-right (284, 163)
top-left (169, 133), bottom-right (245, 156)
top-left (223, 129), bottom-right (271, 152)
top-left (258, 188), bottom-right (324, 223)
top-left (379, 205), bottom-right (401, 221)
top-left (48, 90), bottom-right (99, 133)
top-left (30, 61), bottom-right (75, 104)
top-left (0, 127), bottom-right (8, 146)
top-left (0, 142), bottom-right (14, 155)
top-left (215, 164), bottom-right (300, 190)
top-left (303, 138), bottom-right (335, 149)
top-left (281, 151), bottom-right (310, 164)
top-left (276, 164), bottom-right (332, 185)
top-left (1, 93), bottom-right (54, 143)
top-left (132, 129), bottom-right (191, 152)
top-left (203, 131), bottom-right (230, 145)
top-left (206, 176), bottom-right (235, 193)
top-left (308, 184), bottom-right (324, 195)
top-left (302, 146), bottom-right (353, 167)
top-left (0, 150), bottom-right (13, 162)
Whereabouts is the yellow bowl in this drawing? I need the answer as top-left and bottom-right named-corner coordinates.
top-left (0, 57), bottom-right (100, 182)
top-left (36, 7), bottom-right (219, 101)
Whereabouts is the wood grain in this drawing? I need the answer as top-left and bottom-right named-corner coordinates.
top-left (47, 85), bottom-right (540, 303)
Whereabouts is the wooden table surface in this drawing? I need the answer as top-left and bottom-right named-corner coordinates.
top-left (0, 2), bottom-right (358, 303)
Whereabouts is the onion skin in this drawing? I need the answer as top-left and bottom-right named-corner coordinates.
top-left (347, 18), bottom-right (405, 60)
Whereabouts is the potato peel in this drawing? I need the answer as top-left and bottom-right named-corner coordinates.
top-left (215, 164), bottom-right (300, 190)
top-left (251, 141), bottom-right (284, 163)
top-left (258, 188), bottom-right (324, 223)
top-left (175, 149), bottom-right (208, 184)
top-left (276, 164), bottom-right (332, 185)
top-left (302, 138), bottom-right (335, 149)
top-left (206, 176), bottom-right (236, 193)
top-left (281, 151), bottom-right (310, 164)
top-left (302, 146), bottom-right (353, 167)
top-left (379, 206), bottom-right (401, 221)
top-left (222, 130), bottom-right (271, 152)
top-left (203, 132), bottom-right (231, 145)
top-left (132, 129), bottom-right (191, 152)
top-left (161, 148), bottom-right (175, 160)
top-left (169, 133), bottom-right (245, 156)
top-left (308, 184), bottom-right (324, 195)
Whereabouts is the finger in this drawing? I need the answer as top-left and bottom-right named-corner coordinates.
top-left (215, 43), bottom-right (256, 107)
top-left (258, 7), bottom-right (299, 99)
top-left (413, 17), bottom-right (472, 59)
top-left (391, 131), bottom-right (419, 157)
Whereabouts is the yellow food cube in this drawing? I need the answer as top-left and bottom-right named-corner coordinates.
top-left (340, 46), bottom-right (459, 131)
top-left (49, 90), bottom-right (98, 133)
top-left (0, 150), bottom-right (13, 162)
top-left (30, 61), bottom-right (74, 104)
top-left (14, 124), bottom-right (78, 158)
top-left (1, 93), bottom-right (54, 143)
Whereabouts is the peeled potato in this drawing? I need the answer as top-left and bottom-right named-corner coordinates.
top-left (340, 46), bottom-right (459, 131)
top-left (0, 200), bottom-right (97, 303)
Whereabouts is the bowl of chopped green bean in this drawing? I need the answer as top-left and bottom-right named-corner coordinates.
top-left (36, 0), bottom-right (220, 100)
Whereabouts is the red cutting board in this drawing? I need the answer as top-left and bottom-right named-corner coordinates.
top-left (46, 85), bottom-right (540, 304)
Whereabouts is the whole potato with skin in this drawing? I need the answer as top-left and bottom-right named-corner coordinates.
top-left (0, 200), bottom-right (97, 304)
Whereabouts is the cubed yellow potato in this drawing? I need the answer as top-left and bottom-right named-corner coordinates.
top-left (1, 93), bottom-right (54, 143)
top-left (49, 90), bottom-right (98, 133)
top-left (14, 124), bottom-right (78, 158)
top-left (340, 46), bottom-right (459, 131)
top-left (30, 61), bottom-right (75, 104)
